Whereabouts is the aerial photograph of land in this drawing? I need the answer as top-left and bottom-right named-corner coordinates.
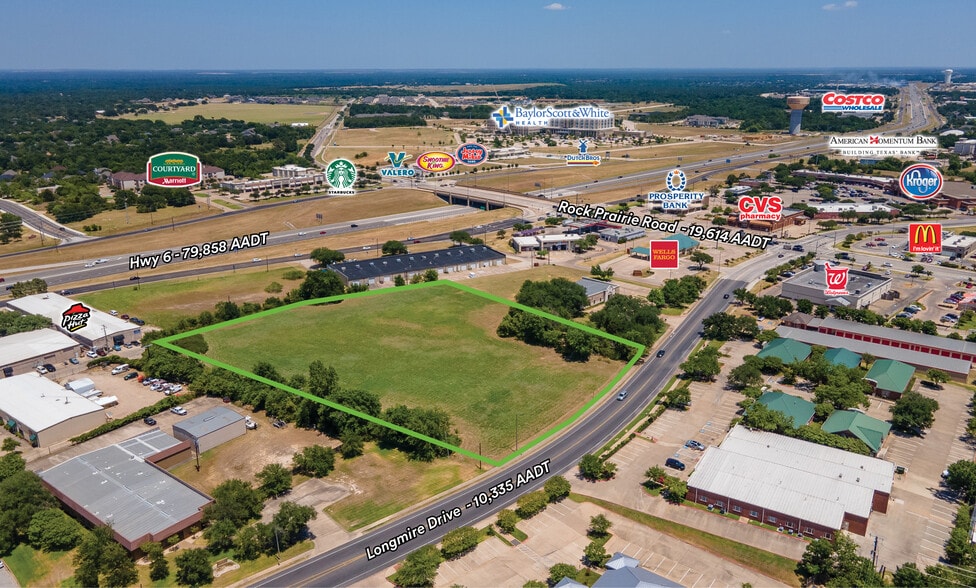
top-left (1, 1), bottom-right (976, 587)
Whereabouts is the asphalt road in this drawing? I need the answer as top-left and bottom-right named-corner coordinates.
top-left (253, 275), bottom-right (745, 587)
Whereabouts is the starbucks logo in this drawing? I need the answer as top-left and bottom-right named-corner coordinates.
top-left (326, 159), bottom-right (357, 190)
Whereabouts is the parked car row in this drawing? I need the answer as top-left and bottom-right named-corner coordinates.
top-left (142, 378), bottom-right (182, 395)
top-left (945, 291), bottom-right (967, 304)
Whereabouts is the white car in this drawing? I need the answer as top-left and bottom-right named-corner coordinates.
top-left (298, 231), bottom-right (307, 236)
top-left (245, 416), bottom-right (257, 430)
top-left (109, 310), bottom-right (119, 316)
top-left (252, 257), bottom-right (261, 262)
top-left (35, 365), bottom-right (47, 374)
top-left (84, 263), bottom-right (94, 268)
top-left (170, 406), bottom-right (187, 416)
top-left (86, 350), bottom-right (98, 358)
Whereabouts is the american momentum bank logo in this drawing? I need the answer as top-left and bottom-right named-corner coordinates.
top-left (908, 223), bottom-right (942, 253)
top-left (646, 169), bottom-right (706, 210)
top-left (326, 159), bottom-right (357, 195)
top-left (820, 92), bottom-right (886, 113)
top-left (146, 152), bottom-right (201, 188)
top-left (381, 152), bottom-right (415, 177)
top-left (565, 139), bottom-right (601, 166)
top-left (490, 104), bottom-right (612, 130)
top-left (899, 164), bottom-right (943, 201)
top-left (823, 262), bottom-right (850, 296)
top-left (61, 303), bottom-right (91, 333)
top-left (827, 135), bottom-right (938, 158)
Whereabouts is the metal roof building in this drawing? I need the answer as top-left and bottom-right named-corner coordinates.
top-left (173, 406), bottom-right (246, 453)
top-left (755, 391), bottom-right (815, 428)
top-left (330, 246), bottom-right (507, 286)
top-left (823, 348), bottom-right (862, 369)
top-left (823, 410), bottom-right (892, 455)
top-left (39, 430), bottom-right (210, 551)
top-left (0, 373), bottom-right (104, 447)
top-left (774, 326), bottom-right (971, 379)
top-left (864, 359), bottom-right (915, 399)
top-left (687, 427), bottom-right (893, 538)
top-left (756, 337), bottom-right (811, 364)
top-left (5, 292), bottom-right (141, 349)
top-left (0, 328), bottom-right (80, 378)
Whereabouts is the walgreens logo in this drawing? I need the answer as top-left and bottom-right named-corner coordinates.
top-left (821, 92), bottom-right (886, 113)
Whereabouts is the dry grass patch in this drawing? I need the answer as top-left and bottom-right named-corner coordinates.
top-left (116, 102), bottom-right (338, 126)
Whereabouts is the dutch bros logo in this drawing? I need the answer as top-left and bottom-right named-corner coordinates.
top-left (456, 143), bottom-right (488, 166)
top-left (908, 223), bottom-right (942, 253)
top-left (737, 196), bottom-right (783, 221)
top-left (899, 164), bottom-right (943, 200)
top-left (821, 92), bottom-right (886, 113)
top-left (415, 152), bottom-right (456, 173)
top-left (823, 262), bottom-right (849, 295)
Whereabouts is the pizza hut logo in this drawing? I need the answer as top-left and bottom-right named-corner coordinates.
top-left (823, 262), bottom-right (850, 296)
top-left (61, 303), bottom-right (91, 333)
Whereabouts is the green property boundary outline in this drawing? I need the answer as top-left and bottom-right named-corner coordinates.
top-left (153, 280), bottom-right (644, 466)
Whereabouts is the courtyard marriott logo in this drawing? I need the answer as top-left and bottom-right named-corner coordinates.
top-left (146, 152), bottom-right (201, 188)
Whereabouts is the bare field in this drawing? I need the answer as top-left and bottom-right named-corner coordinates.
top-left (0, 228), bottom-right (60, 254)
top-left (115, 102), bottom-right (338, 126)
top-left (327, 126), bottom-right (457, 149)
top-left (64, 200), bottom-right (222, 235)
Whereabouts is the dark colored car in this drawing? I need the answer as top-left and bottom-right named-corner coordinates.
top-left (350, 224), bottom-right (359, 228)
top-left (656, 349), bottom-right (666, 358)
top-left (42, 363), bottom-right (56, 373)
top-left (665, 458), bottom-right (686, 471)
top-left (129, 317), bottom-right (145, 325)
top-left (69, 357), bottom-right (80, 365)
top-left (723, 294), bottom-right (730, 299)
top-left (143, 417), bottom-right (157, 426)
top-left (123, 372), bottom-right (139, 380)
top-left (129, 276), bottom-right (140, 281)
top-left (273, 419), bottom-right (286, 429)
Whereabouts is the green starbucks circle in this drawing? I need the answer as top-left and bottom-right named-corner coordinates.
top-left (326, 159), bottom-right (357, 190)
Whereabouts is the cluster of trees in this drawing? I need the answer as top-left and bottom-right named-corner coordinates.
top-left (645, 465), bottom-right (688, 505)
top-left (343, 103), bottom-right (494, 128)
top-left (112, 185), bottom-right (195, 213)
top-left (393, 269), bottom-right (439, 286)
top-left (796, 533), bottom-right (883, 587)
top-left (0, 312), bottom-right (50, 336)
top-left (39, 180), bottom-right (110, 224)
top-left (889, 316), bottom-right (939, 335)
top-left (578, 453), bottom-right (617, 481)
top-left (649, 275), bottom-right (707, 308)
top-left (701, 312), bottom-right (759, 341)
top-left (0, 212), bottom-right (23, 244)
top-left (497, 278), bottom-right (600, 362)
top-left (889, 391), bottom-right (939, 434)
top-left (589, 295), bottom-right (665, 358)
top-left (680, 346), bottom-right (721, 382)
top-left (6, 277), bottom-right (48, 299)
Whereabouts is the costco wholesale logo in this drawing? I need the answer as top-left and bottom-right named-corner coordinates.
top-left (456, 143), bottom-right (488, 166)
top-left (737, 196), bottom-right (783, 222)
top-left (899, 164), bottom-right (943, 201)
top-left (821, 92), bottom-right (886, 113)
top-left (61, 303), bottom-right (91, 333)
top-left (908, 223), bottom-right (942, 253)
top-left (415, 152), bottom-right (456, 173)
top-left (146, 152), bottom-right (201, 188)
top-left (380, 152), bottom-right (415, 177)
top-left (649, 240), bottom-right (679, 270)
top-left (823, 262), bottom-right (850, 296)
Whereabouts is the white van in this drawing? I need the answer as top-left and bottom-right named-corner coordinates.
top-left (110, 364), bottom-right (130, 375)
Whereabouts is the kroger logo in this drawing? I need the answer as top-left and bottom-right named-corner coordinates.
top-left (456, 143), bottom-right (487, 166)
top-left (821, 92), bottom-right (886, 113)
top-left (899, 164), bottom-right (943, 201)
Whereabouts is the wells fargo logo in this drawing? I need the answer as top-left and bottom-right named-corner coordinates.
top-left (146, 151), bottom-right (201, 188)
top-left (649, 240), bottom-right (679, 270)
top-left (908, 223), bottom-right (942, 253)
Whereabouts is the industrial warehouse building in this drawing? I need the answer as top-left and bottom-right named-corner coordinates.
top-left (39, 429), bottom-right (210, 551)
top-left (779, 261), bottom-right (891, 308)
top-left (0, 373), bottom-right (104, 447)
top-left (173, 406), bottom-right (246, 453)
top-left (330, 246), bottom-right (507, 287)
top-left (5, 293), bottom-right (142, 349)
top-left (0, 328), bottom-right (80, 378)
top-left (687, 427), bottom-right (894, 538)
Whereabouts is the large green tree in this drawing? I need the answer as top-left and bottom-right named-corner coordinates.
top-left (292, 445), bottom-right (336, 478)
top-left (309, 247), bottom-right (345, 265)
top-left (390, 545), bottom-right (442, 588)
top-left (28, 508), bottom-right (85, 552)
top-left (175, 548), bottom-right (214, 588)
top-left (204, 478), bottom-right (263, 527)
top-left (382, 240), bottom-right (408, 256)
top-left (890, 391), bottom-right (939, 433)
top-left (440, 526), bottom-right (480, 560)
top-left (256, 463), bottom-right (293, 498)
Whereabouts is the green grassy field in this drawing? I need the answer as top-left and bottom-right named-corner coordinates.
top-left (3, 544), bottom-right (74, 587)
top-left (192, 286), bottom-right (623, 458)
top-left (117, 102), bottom-right (337, 126)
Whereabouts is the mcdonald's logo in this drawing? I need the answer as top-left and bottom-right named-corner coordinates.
top-left (908, 223), bottom-right (942, 253)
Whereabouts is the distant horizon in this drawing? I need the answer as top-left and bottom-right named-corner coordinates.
top-left (1, 67), bottom-right (973, 73)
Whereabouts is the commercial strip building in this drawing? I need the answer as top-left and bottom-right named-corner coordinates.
top-left (779, 261), bottom-right (891, 308)
top-left (0, 328), bottom-right (80, 378)
top-left (775, 326), bottom-right (971, 380)
top-left (39, 429), bottom-right (210, 551)
top-left (791, 170), bottom-right (897, 191)
top-left (510, 233), bottom-right (582, 252)
top-left (687, 427), bottom-right (894, 538)
top-left (0, 373), bottom-right (104, 447)
top-left (598, 227), bottom-right (646, 243)
top-left (941, 234), bottom-right (976, 258)
top-left (5, 293), bottom-right (141, 349)
top-left (809, 203), bottom-right (896, 220)
top-left (330, 246), bottom-right (507, 287)
top-left (173, 406), bottom-right (247, 453)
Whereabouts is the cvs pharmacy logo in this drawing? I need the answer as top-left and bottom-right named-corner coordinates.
top-left (737, 196), bottom-right (783, 221)
top-left (908, 223), bottom-right (942, 253)
top-left (823, 262), bottom-right (850, 296)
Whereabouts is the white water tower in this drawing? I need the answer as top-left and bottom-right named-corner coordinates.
top-left (944, 69), bottom-right (954, 85)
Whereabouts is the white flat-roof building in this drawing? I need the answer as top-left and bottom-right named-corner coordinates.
top-left (0, 373), bottom-right (105, 447)
top-left (687, 427), bottom-right (893, 538)
top-left (811, 203), bottom-right (895, 215)
top-left (5, 293), bottom-right (141, 349)
top-left (0, 328), bottom-right (80, 378)
top-left (942, 234), bottom-right (976, 258)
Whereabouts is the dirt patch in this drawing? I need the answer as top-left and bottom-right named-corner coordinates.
top-left (213, 558), bottom-right (240, 577)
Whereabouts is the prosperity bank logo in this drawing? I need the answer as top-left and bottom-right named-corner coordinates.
top-left (899, 164), bottom-right (943, 201)
top-left (908, 223), bottom-right (942, 253)
top-left (61, 303), bottom-right (92, 333)
top-left (646, 169), bottom-right (706, 210)
top-left (821, 92), bottom-right (886, 113)
top-left (565, 139), bottom-right (601, 166)
top-left (326, 159), bottom-right (357, 195)
top-left (146, 151), bottom-right (201, 188)
top-left (380, 152), bottom-right (415, 177)
top-left (823, 262), bottom-right (850, 296)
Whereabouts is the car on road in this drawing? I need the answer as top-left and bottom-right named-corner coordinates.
top-left (252, 258), bottom-right (261, 262)
top-left (616, 390), bottom-right (629, 401)
top-left (298, 231), bottom-right (307, 236)
top-left (350, 224), bottom-right (359, 228)
top-left (121, 314), bottom-right (129, 320)
top-left (123, 372), bottom-right (139, 380)
top-left (685, 440), bottom-right (706, 451)
top-left (129, 276), bottom-right (140, 281)
top-left (656, 349), bottom-right (666, 358)
top-left (319, 230), bottom-right (327, 234)
top-left (143, 417), bottom-right (156, 426)
top-left (170, 406), bottom-right (187, 416)
top-left (109, 309), bottom-right (118, 316)
top-left (883, 262), bottom-right (892, 267)
top-left (723, 293), bottom-right (730, 299)
top-left (665, 458), bottom-right (686, 471)
top-left (111, 365), bottom-right (129, 375)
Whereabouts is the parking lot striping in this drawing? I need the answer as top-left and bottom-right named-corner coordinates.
top-left (667, 562), bottom-right (678, 575)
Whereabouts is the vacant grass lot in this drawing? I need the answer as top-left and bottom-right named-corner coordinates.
top-left (194, 285), bottom-right (623, 459)
top-left (3, 544), bottom-right (74, 587)
top-left (117, 102), bottom-right (338, 126)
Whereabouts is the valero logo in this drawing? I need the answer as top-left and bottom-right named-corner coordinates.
top-left (61, 303), bottom-right (91, 333)
top-left (456, 143), bottom-right (488, 166)
top-left (737, 196), bottom-right (783, 222)
top-left (823, 262), bottom-right (850, 296)
top-left (908, 223), bottom-right (942, 253)
top-left (146, 151), bottom-right (201, 188)
top-left (821, 92), bottom-right (886, 113)
top-left (416, 152), bottom-right (456, 173)
top-left (381, 152), bottom-right (415, 177)
top-left (899, 163), bottom-right (943, 201)
top-left (649, 240), bottom-right (679, 270)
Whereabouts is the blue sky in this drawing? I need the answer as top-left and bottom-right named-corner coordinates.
top-left (4, 0), bottom-right (973, 70)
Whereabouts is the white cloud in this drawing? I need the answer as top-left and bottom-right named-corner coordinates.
top-left (544, 2), bottom-right (567, 10)
top-left (823, 1), bottom-right (857, 10)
